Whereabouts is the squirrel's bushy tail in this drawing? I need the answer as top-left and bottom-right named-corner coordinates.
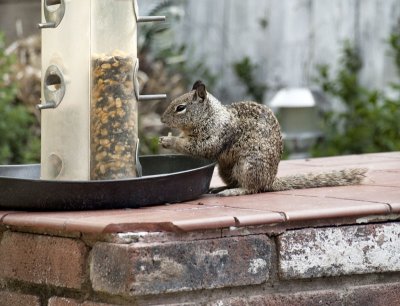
top-left (271, 168), bottom-right (368, 192)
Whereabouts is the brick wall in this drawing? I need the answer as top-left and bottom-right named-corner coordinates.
top-left (1, 222), bottom-right (400, 305)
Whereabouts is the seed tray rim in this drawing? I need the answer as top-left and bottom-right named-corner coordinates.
top-left (0, 154), bottom-right (216, 210)
top-left (0, 154), bottom-right (216, 183)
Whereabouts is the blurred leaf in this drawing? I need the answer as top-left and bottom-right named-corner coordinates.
top-left (312, 37), bottom-right (400, 157)
top-left (0, 32), bottom-right (40, 164)
top-left (233, 56), bottom-right (267, 103)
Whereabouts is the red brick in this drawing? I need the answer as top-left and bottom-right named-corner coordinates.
top-left (48, 297), bottom-right (80, 306)
top-left (229, 284), bottom-right (400, 306)
top-left (81, 303), bottom-right (118, 306)
top-left (48, 297), bottom-right (117, 306)
top-left (0, 231), bottom-right (88, 289)
top-left (90, 235), bottom-right (272, 296)
top-left (208, 290), bottom-right (342, 306)
top-left (344, 283), bottom-right (400, 306)
top-left (0, 290), bottom-right (40, 306)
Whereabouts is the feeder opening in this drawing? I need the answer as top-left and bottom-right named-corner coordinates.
top-left (45, 74), bottom-right (62, 92)
top-left (45, 0), bottom-right (61, 12)
top-left (47, 153), bottom-right (63, 179)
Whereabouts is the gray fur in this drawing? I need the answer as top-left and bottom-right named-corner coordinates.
top-left (160, 82), bottom-right (367, 196)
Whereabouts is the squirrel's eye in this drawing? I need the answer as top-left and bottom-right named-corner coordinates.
top-left (175, 104), bottom-right (186, 113)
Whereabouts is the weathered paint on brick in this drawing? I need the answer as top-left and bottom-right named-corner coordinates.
top-left (90, 235), bottom-right (272, 296)
top-left (278, 223), bottom-right (400, 279)
top-left (0, 231), bottom-right (88, 289)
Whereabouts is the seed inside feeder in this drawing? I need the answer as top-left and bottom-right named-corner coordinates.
top-left (90, 50), bottom-right (137, 180)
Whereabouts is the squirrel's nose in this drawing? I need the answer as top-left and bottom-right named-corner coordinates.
top-left (160, 116), bottom-right (166, 124)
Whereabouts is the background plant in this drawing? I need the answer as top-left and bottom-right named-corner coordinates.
top-left (138, 0), bottom-right (216, 91)
top-left (311, 34), bottom-right (400, 157)
top-left (138, 0), bottom-right (217, 154)
top-left (0, 32), bottom-right (40, 164)
top-left (233, 57), bottom-right (267, 103)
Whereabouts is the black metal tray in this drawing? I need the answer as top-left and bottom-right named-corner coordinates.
top-left (0, 155), bottom-right (215, 211)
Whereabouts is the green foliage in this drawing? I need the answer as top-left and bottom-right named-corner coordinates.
top-left (312, 40), bottom-right (400, 157)
top-left (233, 56), bottom-right (267, 103)
top-left (137, 1), bottom-right (217, 155)
top-left (138, 0), bottom-right (180, 56)
top-left (138, 0), bottom-right (217, 89)
top-left (259, 17), bottom-right (268, 30)
top-left (164, 44), bottom-right (218, 89)
top-left (141, 136), bottom-right (161, 155)
top-left (0, 32), bottom-right (40, 164)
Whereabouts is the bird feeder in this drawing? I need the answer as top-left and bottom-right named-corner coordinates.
top-left (270, 88), bottom-right (328, 159)
top-left (38, 0), bottom-right (166, 180)
top-left (0, 0), bottom-right (216, 211)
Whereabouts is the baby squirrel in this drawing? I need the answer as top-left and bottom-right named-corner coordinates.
top-left (159, 80), bottom-right (367, 196)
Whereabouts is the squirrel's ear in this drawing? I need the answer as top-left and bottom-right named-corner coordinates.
top-left (192, 80), bottom-right (207, 101)
top-left (192, 80), bottom-right (203, 90)
top-left (196, 83), bottom-right (207, 101)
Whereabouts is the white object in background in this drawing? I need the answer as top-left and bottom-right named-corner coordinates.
top-left (270, 88), bottom-right (328, 159)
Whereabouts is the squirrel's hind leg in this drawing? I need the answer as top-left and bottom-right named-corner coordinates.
top-left (213, 157), bottom-right (275, 196)
top-left (232, 157), bottom-right (275, 194)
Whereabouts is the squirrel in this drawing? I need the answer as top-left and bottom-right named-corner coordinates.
top-left (159, 80), bottom-right (367, 196)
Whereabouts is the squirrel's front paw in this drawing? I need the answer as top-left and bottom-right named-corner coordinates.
top-left (159, 136), bottom-right (175, 149)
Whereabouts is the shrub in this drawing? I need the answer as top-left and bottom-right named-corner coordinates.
top-left (233, 56), bottom-right (267, 103)
top-left (0, 32), bottom-right (40, 164)
top-left (311, 38), bottom-right (400, 157)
